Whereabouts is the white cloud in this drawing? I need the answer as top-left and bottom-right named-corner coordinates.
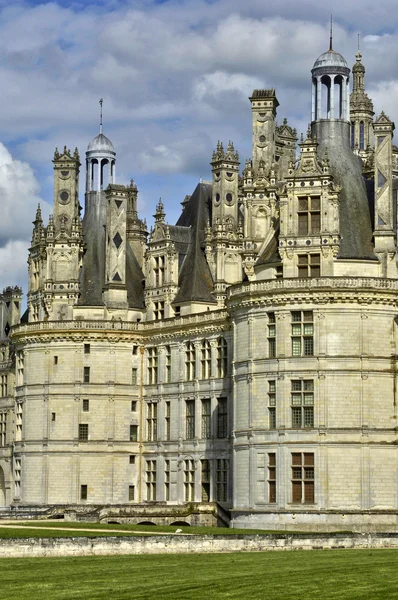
top-left (0, 0), bottom-right (397, 303)
top-left (0, 143), bottom-right (47, 245)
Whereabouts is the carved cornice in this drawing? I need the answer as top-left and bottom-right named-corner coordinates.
top-left (227, 277), bottom-right (398, 310)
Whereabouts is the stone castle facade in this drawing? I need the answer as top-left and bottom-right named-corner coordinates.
top-left (0, 42), bottom-right (398, 530)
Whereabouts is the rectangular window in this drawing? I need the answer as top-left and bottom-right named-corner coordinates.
top-left (79, 423), bottom-right (89, 441)
top-left (82, 399), bottom-right (89, 412)
top-left (0, 412), bottom-right (6, 446)
top-left (14, 458), bottom-right (21, 497)
top-left (298, 196), bottom-right (321, 235)
top-left (51, 412), bottom-right (56, 422)
top-left (165, 460), bottom-right (170, 501)
top-left (17, 351), bottom-right (24, 386)
top-left (217, 398), bottom-right (228, 438)
top-left (184, 459), bottom-right (195, 501)
top-left (298, 254), bottom-right (320, 278)
top-left (291, 311), bottom-right (313, 356)
top-left (146, 459), bottom-right (157, 501)
top-left (84, 344), bottom-right (90, 354)
top-left (132, 368), bottom-right (138, 385)
top-left (165, 346), bottom-right (171, 383)
top-left (216, 459), bottom-right (228, 502)
top-left (54, 356), bottom-right (58, 365)
top-left (129, 455), bottom-right (136, 465)
top-left (201, 399), bottom-right (211, 439)
top-left (132, 345), bottom-right (138, 356)
top-left (185, 342), bottom-right (196, 380)
top-left (154, 301), bottom-right (165, 321)
top-left (147, 347), bottom-right (158, 385)
top-left (15, 402), bottom-right (23, 441)
top-left (291, 380), bottom-right (314, 428)
top-left (154, 255), bottom-right (165, 287)
top-left (1, 374), bottom-right (7, 397)
top-left (268, 453), bottom-right (276, 503)
top-left (80, 484), bottom-right (88, 501)
top-left (83, 366), bottom-right (90, 383)
top-left (186, 399), bottom-right (195, 439)
top-left (165, 401), bottom-right (171, 441)
top-left (268, 380), bottom-right (276, 429)
top-left (216, 338), bottom-right (228, 378)
top-left (129, 485), bottom-right (135, 501)
top-left (268, 312), bottom-right (276, 358)
top-left (131, 401), bottom-right (137, 412)
top-left (201, 459), bottom-right (211, 502)
top-left (146, 402), bottom-right (158, 442)
top-left (292, 452), bottom-right (315, 504)
top-left (201, 340), bottom-right (212, 379)
top-left (130, 424), bottom-right (138, 442)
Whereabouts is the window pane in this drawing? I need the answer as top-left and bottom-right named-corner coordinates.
top-left (291, 381), bottom-right (302, 391)
top-left (269, 407), bottom-right (276, 429)
top-left (292, 338), bottom-right (301, 355)
top-left (303, 406), bottom-right (314, 427)
top-left (292, 324), bottom-right (301, 335)
top-left (292, 407), bottom-right (302, 427)
top-left (304, 481), bottom-right (314, 503)
top-left (269, 481), bottom-right (276, 503)
top-left (311, 213), bottom-right (320, 234)
top-left (292, 481), bottom-right (302, 503)
top-left (291, 394), bottom-right (302, 405)
top-left (292, 453), bottom-right (302, 466)
top-left (304, 338), bottom-right (314, 355)
top-left (304, 453), bottom-right (314, 466)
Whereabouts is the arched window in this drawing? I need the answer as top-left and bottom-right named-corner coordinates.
top-left (216, 338), bottom-right (228, 378)
top-left (351, 122), bottom-right (355, 148)
top-left (201, 340), bottom-right (211, 379)
top-left (321, 75), bottom-right (331, 119)
top-left (360, 121), bottom-right (365, 150)
top-left (185, 342), bottom-right (196, 380)
top-left (334, 75), bottom-right (343, 119)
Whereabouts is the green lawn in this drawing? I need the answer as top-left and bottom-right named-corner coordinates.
top-left (0, 549), bottom-right (398, 600)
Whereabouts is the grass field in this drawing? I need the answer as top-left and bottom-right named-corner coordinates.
top-left (1, 549), bottom-right (398, 600)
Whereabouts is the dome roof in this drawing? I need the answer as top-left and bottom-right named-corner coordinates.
top-left (87, 133), bottom-right (115, 154)
top-left (313, 49), bottom-right (348, 70)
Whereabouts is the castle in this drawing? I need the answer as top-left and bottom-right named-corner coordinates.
top-left (0, 39), bottom-right (397, 531)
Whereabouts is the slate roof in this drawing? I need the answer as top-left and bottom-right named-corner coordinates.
top-left (174, 183), bottom-right (216, 304)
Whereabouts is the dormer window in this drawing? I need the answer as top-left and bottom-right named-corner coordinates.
top-left (154, 256), bottom-right (165, 287)
top-left (298, 197), bottom-right (320, 235)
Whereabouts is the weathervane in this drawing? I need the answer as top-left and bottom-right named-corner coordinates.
top-left (99, 98), bottom-right (103, 134)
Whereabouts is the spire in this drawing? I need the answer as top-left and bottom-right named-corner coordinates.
top-left (99, 98), bottom-right (103, 134)
top-left (329, 15), bottom-right (333, 51)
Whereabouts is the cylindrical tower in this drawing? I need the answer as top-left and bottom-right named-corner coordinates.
top-left (85, 133), bottom-right (116, 193)
top-left (311, 49), bottom-right (350, 123)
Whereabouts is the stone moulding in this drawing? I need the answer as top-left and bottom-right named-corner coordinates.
top-left (227, 277), bottom-right (398, 309)
top-left (10, 310), bottom-right (231, 344)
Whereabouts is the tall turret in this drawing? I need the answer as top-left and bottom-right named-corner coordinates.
top-left (311, 35), bottom-right (374, 260)
top-left (80, 101), bottom-right (116, 305)
top-left (350, 48), bottom-right (374, 159)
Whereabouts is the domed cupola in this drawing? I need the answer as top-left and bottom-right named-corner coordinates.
top-left (311, 23), bottom-right (350, 122)
top-left (86, 99), bottom-right (116, 192)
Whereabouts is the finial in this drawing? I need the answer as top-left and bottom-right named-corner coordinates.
top-left (358, 34), bottom-right (360, 51)
top-left (99, 98), bottom-right (103, 134)
top-left (329, 15), bottom-right (333, 51)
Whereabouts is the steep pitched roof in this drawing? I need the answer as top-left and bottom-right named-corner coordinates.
top-left (174, 183), bottom-right (216, 304)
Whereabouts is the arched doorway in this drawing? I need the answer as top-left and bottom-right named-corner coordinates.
top-left (0, 466), bottom-right (6, 506)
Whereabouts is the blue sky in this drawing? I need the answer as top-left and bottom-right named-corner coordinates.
top-left (0, 0), bottom-right (398, 294)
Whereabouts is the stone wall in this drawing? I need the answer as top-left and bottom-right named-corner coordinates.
top-left (2, 533), bottom-right (398, 558)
